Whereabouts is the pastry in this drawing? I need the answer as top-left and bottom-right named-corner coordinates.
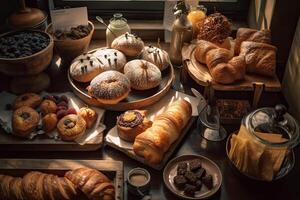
top-left (0, 167), bottom-right (114, 200)
top-left (235, 28), bottom-right (271, 55)
top-left (240, 41), bottom-right (277, 77)
top-left (13, 93), bottom-right (42, 110)
top-left (12, 106), bottom-right (40, 138)
top-left (88, 70), bottom-right (131, 104)
top-left (124, 59), bottom-right (162, 90)
top-left (133, 99), bottom-right (192, 164)
top-left (57, 114), bottom-right (87, 141)
top-left (93, 48), bottom-right (127, 72)
top-left (197, 13), bottom-right (231, 48)
top-left (111, 32), bottom-right (144, 57)
top-left (40, 99), bottom-right (57, 116)
top-left (141, 45), bottom-right (170, 71)
top-left (194, 40), bottom-right (246, 84)
top-left (42, 113), bottom-right (58, 133)
top-left (70, 53), bottom-right (103, 83)
top-left (65, 168), bottom-right (115, 200)
top-left (78, 107), bottom-right (98, 129)
top-left (117, 110), bottom-right (152, 142)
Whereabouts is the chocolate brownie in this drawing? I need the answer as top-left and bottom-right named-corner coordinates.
top-left (189, 159), bottom-right (202, 171)
top-left (202, 175), bottom-right (213, 190)
top-left (195, 168), bottom-right (206, 180)
top-left (184, 171), bottom-right (197, 184)
top-left (184, 184), bottom-right (197, 196)
top-left (177, 162), bottom-right (188, 175)
top-left (173, 175), bottom-right (187, 190)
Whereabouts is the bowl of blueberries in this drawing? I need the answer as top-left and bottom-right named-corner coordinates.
top-left (0, 30), bottom-right (54, 76)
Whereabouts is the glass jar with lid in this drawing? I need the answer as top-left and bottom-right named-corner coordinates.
top-left (106, 13), bottom-right (131, 47)
top-left (228, 104), bottom-right (299, 181)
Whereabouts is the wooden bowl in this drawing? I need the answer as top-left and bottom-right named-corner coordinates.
top-left (46, 21), bottom-right (94, 62)
top-left (0, 30), bottom-right (54, 76)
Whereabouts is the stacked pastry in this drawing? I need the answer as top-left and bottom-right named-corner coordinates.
top-left (229, 125), bottom-right (288, 181)
top-left (70, 32), bottom-right (171, 105)
top-left (0, 167), bottom-right (115, 200)
top-left (194, 12), bottom-right (277, 84)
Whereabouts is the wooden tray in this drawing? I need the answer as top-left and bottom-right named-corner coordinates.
top-left (182, 43), bottom-right (281, 92)
top-left (0, 159), bottom-right (123, 200)
top-left (68, 48), bottom-right (174, 111)
top-left (105, 117), bottom-right (196, 170)
top-left (0, 131), bottom-right (103, 151)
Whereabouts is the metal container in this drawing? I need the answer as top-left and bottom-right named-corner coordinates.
top-left (169, 1), bottom-right (192, 66)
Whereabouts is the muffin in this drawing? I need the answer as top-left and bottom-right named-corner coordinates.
top-left (40, 99), bottom-right (57, 116)
top-left (42, 113), bottom-right (58, 133)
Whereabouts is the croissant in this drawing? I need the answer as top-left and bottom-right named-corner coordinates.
top-left (133, 99), bottom-right (192, 164)
top-left (240, 41), bottom-right (277, 77)
top-left (0, 168), bottom-right (114, 200)
top-left (235, 28), bottom-right (271, 55)
top-left (194, 40), bottom-right (246, 84)
top-left (65, 168), bottom-right (115, 200)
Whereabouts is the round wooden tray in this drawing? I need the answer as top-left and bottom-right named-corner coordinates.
top-left (68, 48), bottom-right (174, 111)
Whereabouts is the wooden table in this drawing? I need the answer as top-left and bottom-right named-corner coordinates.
top-left (0, 40), bottom-right (299, 200)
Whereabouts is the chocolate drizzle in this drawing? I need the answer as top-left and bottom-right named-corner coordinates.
top-left (117, 111), bottom-right (144, 128)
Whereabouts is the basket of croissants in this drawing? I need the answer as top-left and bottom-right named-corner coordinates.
top-left (0, 167), bottom-right (115, 200)
top-left (194, 12), bottom-right (276, 84)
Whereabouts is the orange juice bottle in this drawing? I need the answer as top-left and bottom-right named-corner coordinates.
top-left (187, 5), bottom-right (207, 38)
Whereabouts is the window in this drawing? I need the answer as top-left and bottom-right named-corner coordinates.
top-left (51, 0), bottom-right (250, 21)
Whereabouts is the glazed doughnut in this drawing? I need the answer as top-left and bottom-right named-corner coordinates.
top-left (57, 114), bottom-right (86, 141)
top-left (87, 70), bottom-right (131, 104)
top-left (13, 93), bottom-right (42, 110)
top-left (12, 106), bottom-right (40, 138)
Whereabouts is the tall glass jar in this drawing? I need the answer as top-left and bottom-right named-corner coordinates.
top-left (106, 13), bottom-right (130, 47)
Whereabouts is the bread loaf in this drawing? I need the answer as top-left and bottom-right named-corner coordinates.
top-left (111, 32), bottom-right (144, 57)
top-left (141, 45), bottom-right (170, 71)
top-left (133, 99), bottom-right (192, 164)
top-left (194, 40), bottom-right (246, 84)
top-left (235, 28), bottom-right (271, 55)
top-left (240, 41), bottom-right (277, 77)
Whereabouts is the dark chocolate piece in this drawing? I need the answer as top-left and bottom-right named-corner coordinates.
top-left (177, 162), bottom-right (188, 175)
top-left (184, 184), bottom-right (197, 197)
top-left (195, 168), bottom-right (206, 180)
top-left (195, 180), bottom-right (202, 191)
top-left (202, 175), bottom-right (213, 190)
top-left (173, 175), bottom-right (187, 190)
top-left (184, 171), bottom-right (197, 184)
top-left (189, 159), bottom-right (202, 171)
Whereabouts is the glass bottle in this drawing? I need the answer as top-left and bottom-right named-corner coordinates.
top-left (106, 13), bottom-right (131, 47)
top-left (187, 5), bottom-right (207, 38)
top-left (169, 1), bottom-right (192, 66)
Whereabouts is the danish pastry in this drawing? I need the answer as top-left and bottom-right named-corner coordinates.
top-left (117, 110), bottom-right (152, 142)
top-left (12, 106), bottom-right (40, 138)
top-left (13, 93), bottom-right (42, 110)
top-left (57, 114), bottom-right (87, 141)
top-left (78, 107), bottom-right (98, 129)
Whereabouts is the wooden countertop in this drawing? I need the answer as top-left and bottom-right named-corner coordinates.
top-left (0, 40), bottom-right (299, 200)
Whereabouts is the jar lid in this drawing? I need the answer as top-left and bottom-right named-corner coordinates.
top-left (8, 7), bottom-right (46, 29)
top-left (246, 105), bottom-right (300, 148)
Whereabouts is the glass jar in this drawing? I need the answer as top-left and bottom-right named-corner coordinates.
top-left (106, 13), bottom-right (131, 47)
top-left (233, 104), bottom-right (300, 181)
top-left (187, 5), bottom-right (207, 38)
